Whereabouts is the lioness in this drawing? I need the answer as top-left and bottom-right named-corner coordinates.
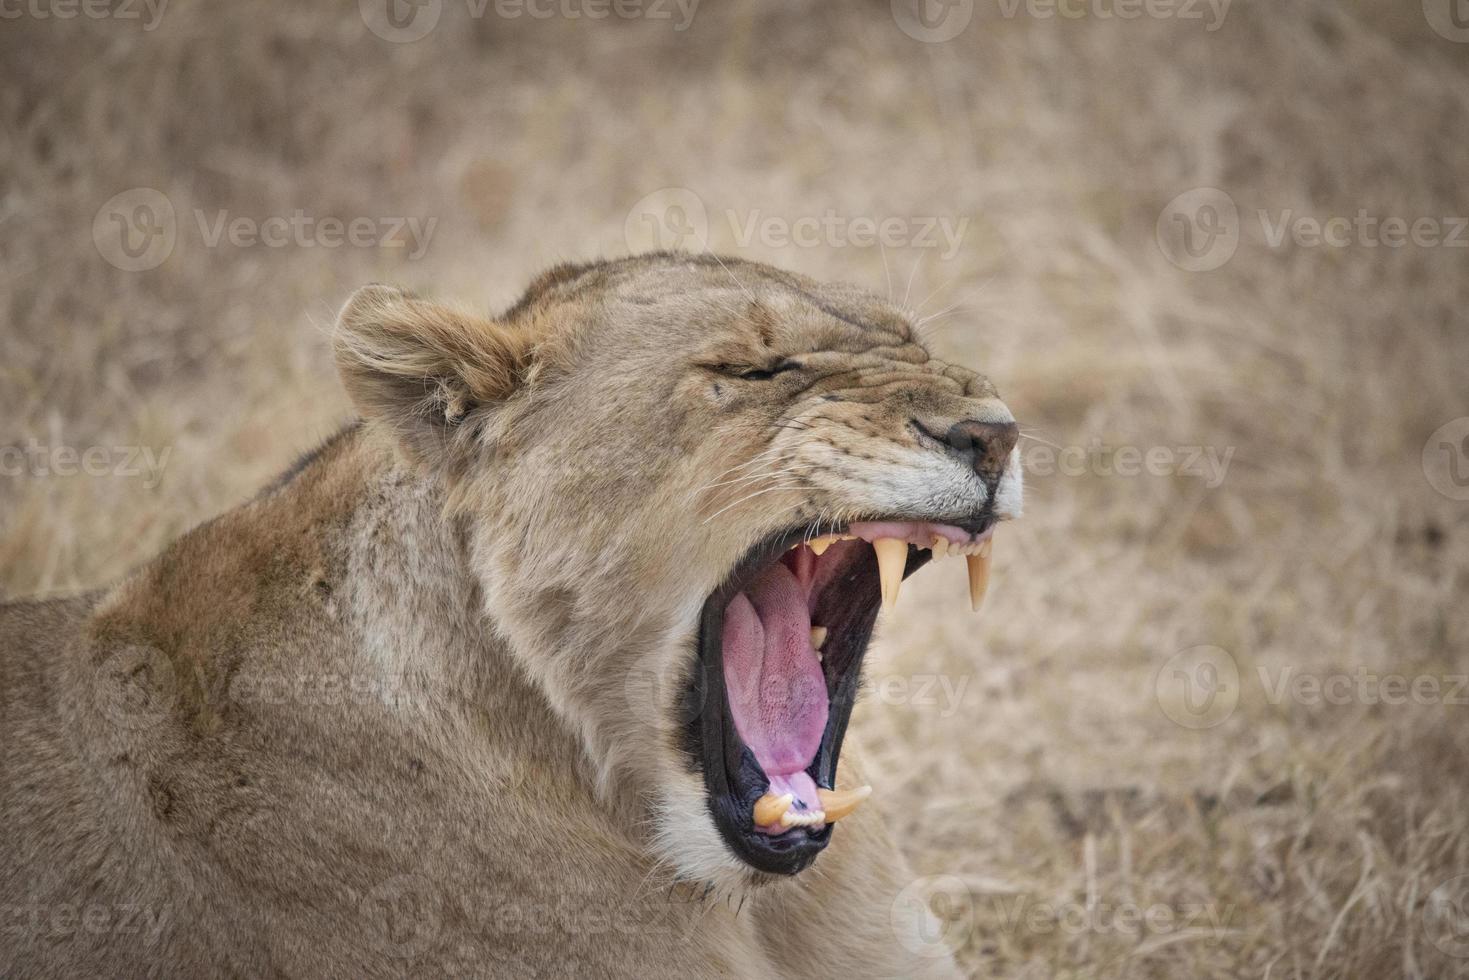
top-left (1, 254), bottom-right (1021, 978)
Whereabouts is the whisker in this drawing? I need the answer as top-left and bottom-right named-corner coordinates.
top-left (901, 252), bottom-right (922, 315)
top-left (911, 276), bottom-right (955, 320)
top-left (916, 301), bottom-right (963, 328)
top-left (700, 482), bottom-right (815, 525)
top-left (702, 444), bottom-right (793, 485)
top-left (1017, 432), bottom-right (1064, 451)
top-left (692, 466), bottom-right (789, 496)
top-left (711, 445), bottom-right (786, 477)
top-left (707, 252), bottom-right (758, 307)
top-left (880, 240), bottom-right (893, 305)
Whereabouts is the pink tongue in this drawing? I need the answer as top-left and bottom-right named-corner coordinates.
top-left (721, 562), bottom-right (829, 825)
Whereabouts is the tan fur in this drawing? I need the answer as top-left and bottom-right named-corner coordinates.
top-left (1, 254), bottom-right (1020, 978)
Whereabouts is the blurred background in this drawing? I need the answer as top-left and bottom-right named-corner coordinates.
top-left (3, 1), bottom-right (1468, 975)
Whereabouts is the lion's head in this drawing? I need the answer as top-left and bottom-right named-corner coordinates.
top-left (334, 253), bottom-right (1021, 887)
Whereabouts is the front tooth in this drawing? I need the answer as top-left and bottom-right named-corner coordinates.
top-left (873, 538), bottom-right (907, 611)
top-left (817, 785), bottom-right (872, 822)
top-left (930, 535), bottom-right (949, 558)
top-left (810, 626), bottom-right (828, 651)
top-left (753, 793), bottom-right (794, 826)
top-left (780, 810), bottom-right (827, 828)
top-left (966, 538), bottom-right (993, 612)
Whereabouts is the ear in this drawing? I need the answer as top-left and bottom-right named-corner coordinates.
top-left (333, 283), bottom-right (533, 465)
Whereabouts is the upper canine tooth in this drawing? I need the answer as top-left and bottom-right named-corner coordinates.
top-left (966, 538), bottom-right (993, 612)
top-left (872, 538), bottom-right (907, 611)
top-left (810, 626), bottom-right (828, 651)
top-left (817, 785), bottom-right (872, 822)
top-left (753, 793), bottom-right (794, 826)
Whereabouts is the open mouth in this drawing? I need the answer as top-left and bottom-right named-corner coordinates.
top-left (686, 518), bottom-right (997, 876)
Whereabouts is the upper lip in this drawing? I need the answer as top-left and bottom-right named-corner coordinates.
top-left (685, 514), bottom-right (1000, 876)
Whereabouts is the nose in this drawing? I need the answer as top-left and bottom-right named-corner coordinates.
top-left (944, 419), bottom-right (1019, 483)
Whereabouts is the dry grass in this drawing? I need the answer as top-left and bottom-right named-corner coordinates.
top-left (3, 1), bottom-right (1468, 976)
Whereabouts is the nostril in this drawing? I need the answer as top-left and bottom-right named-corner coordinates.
top-left (945, 420), bottom-right (1019, 481)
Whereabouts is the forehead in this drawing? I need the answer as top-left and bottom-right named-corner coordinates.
top-left (509, 254), bottom-right (914, 356)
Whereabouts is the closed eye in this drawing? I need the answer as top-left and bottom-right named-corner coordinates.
top-left (712, 361), bottom-right (801, 381)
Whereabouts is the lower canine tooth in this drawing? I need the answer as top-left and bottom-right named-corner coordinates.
top-left (873, 538), bottom-right (907, 611)
top-left (817, 785), bottom-right (872, 822)
top-left (753, 793), bottom-right (794, 826)
top-left (966, 538), bottom-right (993, 612)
